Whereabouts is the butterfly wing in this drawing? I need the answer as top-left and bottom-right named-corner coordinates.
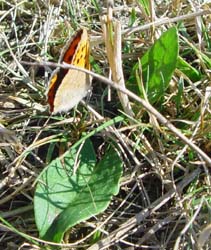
top-left (47, 28), bottom-right (91, 113)
top-left (53, 69), bottom-right (91, 113)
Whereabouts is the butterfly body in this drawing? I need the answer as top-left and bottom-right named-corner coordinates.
top-left (47, 28), bottom-right (91, 114)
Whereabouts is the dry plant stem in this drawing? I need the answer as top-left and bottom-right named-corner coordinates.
top-left (149, 0), bottom-right (156, 40)
top-left (113, 22), bottom-right (134, 117)
top-left (124, 9), bottom-right (211, 35)
top-left (102, 16), bottom-right (134, 117)
top-left (2, 184), bottom-right (140, 247)
top-left (21, 61), bottom-right (211, 166)
top-left (0, 126), bottom-right (18, 143)
top-left (0, 33), bottom-right (30, 82)
top-left (0, 1), bottom-right (25, 23)
top-left (41, 1), bottom-right (64, 61)
top-left (87, 168), bottom-right (201, 250)
top-left (170, 86), bottom-right (211, 194)
top-left (0, 205), bottom-right (33, 219)
top-left (164, 212), bottom-right (185, 247)
top-left (173, 196), bottom-right (204, 250)
top-left (0, 176), bottom-right (34, 205)
top-left (138, 213), bottom-right (180, 245)
top-left (91, 9), bottom-right (211, 47)
top-left (137, 65), bottom-right (164, 176)
top-left (198, 223), bottom-right (211, 248)
top-left (188, 0), bottom-right (203, 49)
top-left (84, 101), bottom-right (141, 167)
top-left (1, 134), bottom-right (59, 190)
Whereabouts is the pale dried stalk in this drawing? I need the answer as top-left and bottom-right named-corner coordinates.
top-left (102, 16), bottom-right (134, 118)
top-left (21, 61), bottom-right (211, 166)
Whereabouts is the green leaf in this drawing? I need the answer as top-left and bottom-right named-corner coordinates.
top-left (177, 56), bottom-right (201, 82)
top-left (141, 27), bottom-right (178, 103)
top-left (129, 8), bottom-right (137, 27)
top-left (137, 0), bottom-right (150, 15)
top-left (34, 139), bottom-right (96, 239)
top-left (34, 139), bottom-right (123, 242)
top-left (128, 27), bottom-right (178, 104)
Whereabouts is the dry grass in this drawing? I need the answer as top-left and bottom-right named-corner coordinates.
top-left (1, 0), bottom-right (211, 249)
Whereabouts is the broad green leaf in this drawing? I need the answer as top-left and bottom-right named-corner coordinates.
top-left (177, 56), bottom-right (201, 82)
top-left (34, 139), bottom-right (96, 239)
top-left (34, 139), bottom-right (123, 242)
top-left (128, 27), bottom-right (178, 104)
top-left (141, 27), bottom-right (178, 103)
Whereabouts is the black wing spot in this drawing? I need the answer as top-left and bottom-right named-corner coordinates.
top-left (81, 44), bottom-right (86, 52)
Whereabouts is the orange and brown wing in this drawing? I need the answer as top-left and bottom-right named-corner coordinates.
top-left (47, 29), bottom-right (88, 113)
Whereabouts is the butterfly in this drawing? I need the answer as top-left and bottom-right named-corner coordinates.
top-left (47, 28), bottom-right (92, 114)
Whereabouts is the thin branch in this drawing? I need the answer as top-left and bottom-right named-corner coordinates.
top-left (21, 61), bottom-right (211, 166)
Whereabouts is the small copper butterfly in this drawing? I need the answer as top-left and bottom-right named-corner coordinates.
top-left (47, 28), bottom-right (92, 114)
